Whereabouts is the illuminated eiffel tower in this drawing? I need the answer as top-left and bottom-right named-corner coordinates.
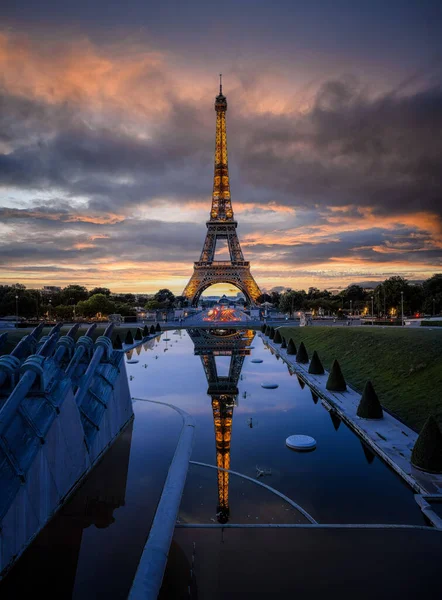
top-left (188, 328), bottom-right (254, 523)
top-left (182, 76), bottom-right (261, 306)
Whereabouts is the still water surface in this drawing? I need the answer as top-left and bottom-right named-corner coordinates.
top-left (0, 328), bottom-right (430, 598)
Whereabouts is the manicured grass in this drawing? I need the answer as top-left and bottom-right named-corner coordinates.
top-left (279, 326), bottom-right (442, 431)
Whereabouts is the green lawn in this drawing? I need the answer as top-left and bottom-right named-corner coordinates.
top-left (279, 326), bottom-right (442, 432)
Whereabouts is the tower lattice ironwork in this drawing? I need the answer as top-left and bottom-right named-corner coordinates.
top-left (188, 328), bottom-right (255, 523)
top-left (182, 76), bottom-right (261, 306)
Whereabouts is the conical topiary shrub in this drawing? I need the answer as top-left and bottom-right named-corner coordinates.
top-left (281, 337), bottom-right (287, 349)
top-left (135, 328), bottom-right (142, 341)
top-left (269, 327), bottom-right (275, 340)
top-left (326, 359), bottom-right (347, 392)
top-left (261, 323), bottom-right (266, 333)
top-left (308, 350), bottom-right (324, 375)
top-left (155, 323), bottom-right (161, 332)
top-left (357, 381), bottom-right (383, 419)
top-left (296, 341), bottom-right (308, 363)
top-left (287, 338), bottom-right (297, 355)
top-left (113, 334), bottom-right (123, 349)
top-left (273, 329), bottom-right (282, 344)
top-left (150, 325), bottom-right (156, 334)
top-left (411, 416), bottom-right (442, 473)
top-left (311, 391), bottom-right (319, 404)
top-left (125, 330), bottom-right (134, 345)
top-left (143, 325), bottom-right (149, 337)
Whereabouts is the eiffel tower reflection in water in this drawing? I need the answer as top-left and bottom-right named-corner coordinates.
top-left (188, 328), bottom-right (255, 523)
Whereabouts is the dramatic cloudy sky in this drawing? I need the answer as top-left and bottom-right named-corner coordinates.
top-left (1, 1), bottom-right (442, 294)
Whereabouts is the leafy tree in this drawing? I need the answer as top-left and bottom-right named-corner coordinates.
top-left (60, 285), bottom-right (88, 305)
top-left (87, 294), bottom-right (115, 316)
top-left (423, 274), bottom-right (442, 315)
top-left (113, 302), bottom-right (136, 317)
top-left (54, 304), bottom-right (75, 320)
top-left (279, 290), bottom-right (304, 316)
top-left (89, 287), bottom-right (111, 297)
top-left (154, 288), bottom-right (175, 307)
top-left (270, 291), bottom-right (281, 306)
top-left (145, 300), bottom-right (162, 311)
top-left (174, 295), bottom-right (189, 308)
top-left (257, 293), bottom-right (272, 304)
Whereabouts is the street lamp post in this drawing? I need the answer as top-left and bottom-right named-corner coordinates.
top-left (433, 298), bottom-right (435, 317)
top-left (401, 291), bottom-right (404, 327)
top-left (371, 296), bottom-right (374, 326)
top-left (350, 300), bottom-right (352, 317)
top-left (15, 295), bottom-right (18, 320)
top-left (49, 299), bottom-right (52, 320)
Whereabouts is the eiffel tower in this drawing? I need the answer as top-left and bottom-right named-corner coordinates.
top-left (188, 328), bottom-right (255, 523)
top-left (182, 76), bottom-right (261, 306)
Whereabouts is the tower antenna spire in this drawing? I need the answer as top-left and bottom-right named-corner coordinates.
top-left (219, 73), bottom-right (222, 94)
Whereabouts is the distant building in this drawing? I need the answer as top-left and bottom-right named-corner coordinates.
top-left (135, 307), bottom-right (147, 321)
top-left (42, 286), bottom-right (61, 294)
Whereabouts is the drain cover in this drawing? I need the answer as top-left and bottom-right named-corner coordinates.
top-left (286, 435), bottom-right (316, 450)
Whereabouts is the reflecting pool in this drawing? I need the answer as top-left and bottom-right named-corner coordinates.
top-left (1, 328), bottom-right (440, 599)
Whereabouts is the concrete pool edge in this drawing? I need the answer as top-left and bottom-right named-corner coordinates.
top-left (261, 332), bottom-right (442, 505)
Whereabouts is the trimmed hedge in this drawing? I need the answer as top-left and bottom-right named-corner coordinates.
top-left (113, 334), bottom-right (123, 349)
top-left (281, 336), bottom-right (287, 349)
top-left (308, 350), bottom-right (324, 375)
top-left (326, 359), bottom-right (347, 392)
top-left (150, 325), bottom-right (156, 334)
top-left (273, 329), bottom-right (282, 344)
top-left (135, 328), bottom-right (142, 341)
top-left (287, 338), bottom-right (297, 355)
top-left (143, 325), bottom-right (149, 336)
top-left (269, 327), bottom-right (275, 340)
top-left (421, 321), bottom-right (442, 327)
top-left (356, 381), bottom-right (383, 419)
top-left (411, 416), bottom-right (442, 473)
top-left (265, 325), bottom-right (272, 336)
top-left (261, 323), bottom-right (267, 333)
top-left (155, 323), bottom-right (161, 332)
top-left (124, 330), bottom-right (134, 345)
top-left (296, 341), bottom-right (308, 363)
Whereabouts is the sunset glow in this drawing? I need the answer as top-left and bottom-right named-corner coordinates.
top-left (1, 2), bottom-right (441, 294)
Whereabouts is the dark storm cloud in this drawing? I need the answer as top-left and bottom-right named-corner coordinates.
top-left (0, 215), bottom-right (203, 266)
top-left (231, 81), bottom-right (442, 220)
top-left (246, 227), bottom-right (442, 267)
top-left (1, 77), bottom-right (441, 224)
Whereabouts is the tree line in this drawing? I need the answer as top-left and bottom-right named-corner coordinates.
top-left (1, 275), bottom-right (441, 319)
top-left (274, 275), bottom-right (442, 317)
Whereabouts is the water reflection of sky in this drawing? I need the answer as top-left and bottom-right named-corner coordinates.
top-left (128, 329), bottom-right (426, 526)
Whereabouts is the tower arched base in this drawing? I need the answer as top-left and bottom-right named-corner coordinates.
top-left (183, 263), bottom-right (261, 307)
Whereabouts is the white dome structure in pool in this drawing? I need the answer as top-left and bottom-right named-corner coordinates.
top-left (286, 435), bottom-right (317, 451)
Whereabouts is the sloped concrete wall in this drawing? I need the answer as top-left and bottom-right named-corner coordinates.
top-left (0, 356), bottom-right (133, 578)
